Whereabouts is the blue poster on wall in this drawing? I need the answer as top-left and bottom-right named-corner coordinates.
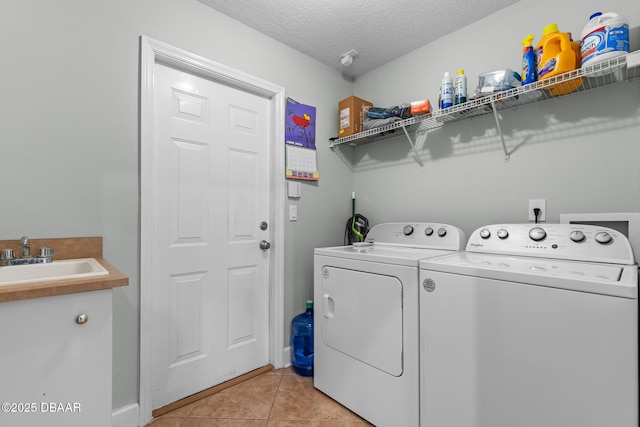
top-left (286, 97), bottom-right (316, 148)
top-left (285, 97), bottom-right (318, 180)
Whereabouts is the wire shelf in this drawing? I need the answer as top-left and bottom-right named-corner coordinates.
top-left (330, 52), bottom-right (640, 148)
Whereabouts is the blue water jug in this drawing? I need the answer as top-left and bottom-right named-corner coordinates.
top-left (290, 300), bottom-right (314, 376)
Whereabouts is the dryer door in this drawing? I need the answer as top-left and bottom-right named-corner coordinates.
top-left (320, 266), bottom-right (403, 376)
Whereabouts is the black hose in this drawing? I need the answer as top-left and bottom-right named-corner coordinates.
top-left (344, 214), bottom-right (369, 245)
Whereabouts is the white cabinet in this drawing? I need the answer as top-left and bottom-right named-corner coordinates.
top-left (0, 289), bottom-right (112, 427)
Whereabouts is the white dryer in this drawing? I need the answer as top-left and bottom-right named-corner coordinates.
top-left (419, 223), bottom-right (639, 427)
top-left (314, 222), bottom-right (466, 427)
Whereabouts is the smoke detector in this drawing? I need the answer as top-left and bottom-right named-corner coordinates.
top-left (341, 49), bottom-right (360, 67)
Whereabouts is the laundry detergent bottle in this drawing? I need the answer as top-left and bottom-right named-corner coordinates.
top-left (521, 34), bottom-right (537, 85)
top-left (580, 12), bottom-right (630, 68)
top-left (291, 300), bottom-right (314, 376)
top-left (536, 24), bottom-right (583, 95)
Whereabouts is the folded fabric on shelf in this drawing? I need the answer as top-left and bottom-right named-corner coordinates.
top-left (363, 116), bottom-right (403, 130)
top-left (366, 104), bottom-right (411, 120)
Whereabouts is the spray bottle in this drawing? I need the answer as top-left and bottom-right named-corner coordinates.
top-left (521, 34), bottom-right (536, 85)
top-left (454, 69), bottom-right (467, 104)
top-left (440, 72), bottom-right (453, 109)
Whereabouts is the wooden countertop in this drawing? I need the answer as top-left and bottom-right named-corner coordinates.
top-left (0, 237), bottom-right (129, 303)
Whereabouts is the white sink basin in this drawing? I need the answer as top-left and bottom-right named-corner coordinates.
top-left (0, 258), bottom-right (108, 286)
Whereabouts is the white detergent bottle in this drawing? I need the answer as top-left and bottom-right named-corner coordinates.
top-left (440, 72), bottom-right (453, 109)
top-left (580, 12), bottom-right (629, 68)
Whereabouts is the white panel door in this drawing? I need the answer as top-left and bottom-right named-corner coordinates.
top-left (151, 62), bottom-right (271, 409)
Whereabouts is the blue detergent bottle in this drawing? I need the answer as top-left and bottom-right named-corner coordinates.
top-left (291, 300), bottom-right (314, 376)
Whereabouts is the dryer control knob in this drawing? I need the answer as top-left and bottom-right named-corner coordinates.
top-left (437, 227), bottom-right (447, 237)
top-left (529, 227), bottom-right (546, 241)
top-left (570, 230), bottom-right (586, 242)
top-left (425, 227), bottom-right (434, 236)
top-left (479, 229), bottom-right (491, 239)
top-left (403, 225), bottom-right (414, 236)
top-left (595, 231), bottom-right (612, 244)
top-left (497, 229), bottom-right (509, 239)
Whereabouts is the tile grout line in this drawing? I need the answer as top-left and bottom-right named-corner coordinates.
top-left (266, 369), bottom-right (285, 422)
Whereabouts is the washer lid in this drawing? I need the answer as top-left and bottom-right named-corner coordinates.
top-left (420, 252), bottom-right (638, 298)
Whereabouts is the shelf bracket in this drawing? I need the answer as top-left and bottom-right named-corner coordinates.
top-left (328, 143), bottom-right (355, 172)
top-left (400, 124), bottom-right (424, 167)
top-left (490, 100), bottom-right (510, 161)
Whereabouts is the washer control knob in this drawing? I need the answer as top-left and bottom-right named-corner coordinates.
top-left (403, 225), bottom-right (414, 236)
top-left (497, 229), bottom-right (509, 239)
top-left (424, 227), bottom-right (434, 236)
top-left (479, 229), bottom-right (491, 239)
top-left (437, 227), bottom-right (447, 237)
top-left (529, 227), bottom-right (546, 241)
top-left (595, 232), bottom-right (612, 244)
top-left (569, 230), bottom-right (586, 242)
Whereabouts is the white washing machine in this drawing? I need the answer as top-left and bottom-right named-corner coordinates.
top-left (419, 223), bottom-right (639, 427)
top-left (314, 222), bottom-right (466, 427)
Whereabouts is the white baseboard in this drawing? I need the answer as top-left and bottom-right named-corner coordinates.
top-left (112, 403), bottom-right (140, 427)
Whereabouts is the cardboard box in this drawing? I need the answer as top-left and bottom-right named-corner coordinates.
top-left (338, 96), bottom-right (372, 137)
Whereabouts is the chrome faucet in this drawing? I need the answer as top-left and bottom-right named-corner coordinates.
top-left (20, 236), bottom-right (31, 258)
top-left (0, 236), bottom-right (55, 266)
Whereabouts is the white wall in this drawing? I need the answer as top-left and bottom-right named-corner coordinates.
top-left (0, 0), bottom-right (353, 414)
top-left (352, 0), bottom-right (640, 236)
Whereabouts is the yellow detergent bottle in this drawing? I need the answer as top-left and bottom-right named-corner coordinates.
top-left (536, 23), bottom-right (583, 95)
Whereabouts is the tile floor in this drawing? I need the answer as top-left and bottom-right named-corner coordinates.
top-left (146, 367), bottom-right (374, 426)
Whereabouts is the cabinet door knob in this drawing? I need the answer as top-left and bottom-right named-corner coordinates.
top-left (76, 313), bottom-right (89, 325)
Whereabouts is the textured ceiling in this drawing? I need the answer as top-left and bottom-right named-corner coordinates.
top-left (197, 0), bottom-right (522, 79)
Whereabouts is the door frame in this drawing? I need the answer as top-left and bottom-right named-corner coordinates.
top-left (139, 36), bottom-right (285, 426)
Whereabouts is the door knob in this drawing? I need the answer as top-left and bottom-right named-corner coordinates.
top-left (259, 240), bottom-right (271, 250)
